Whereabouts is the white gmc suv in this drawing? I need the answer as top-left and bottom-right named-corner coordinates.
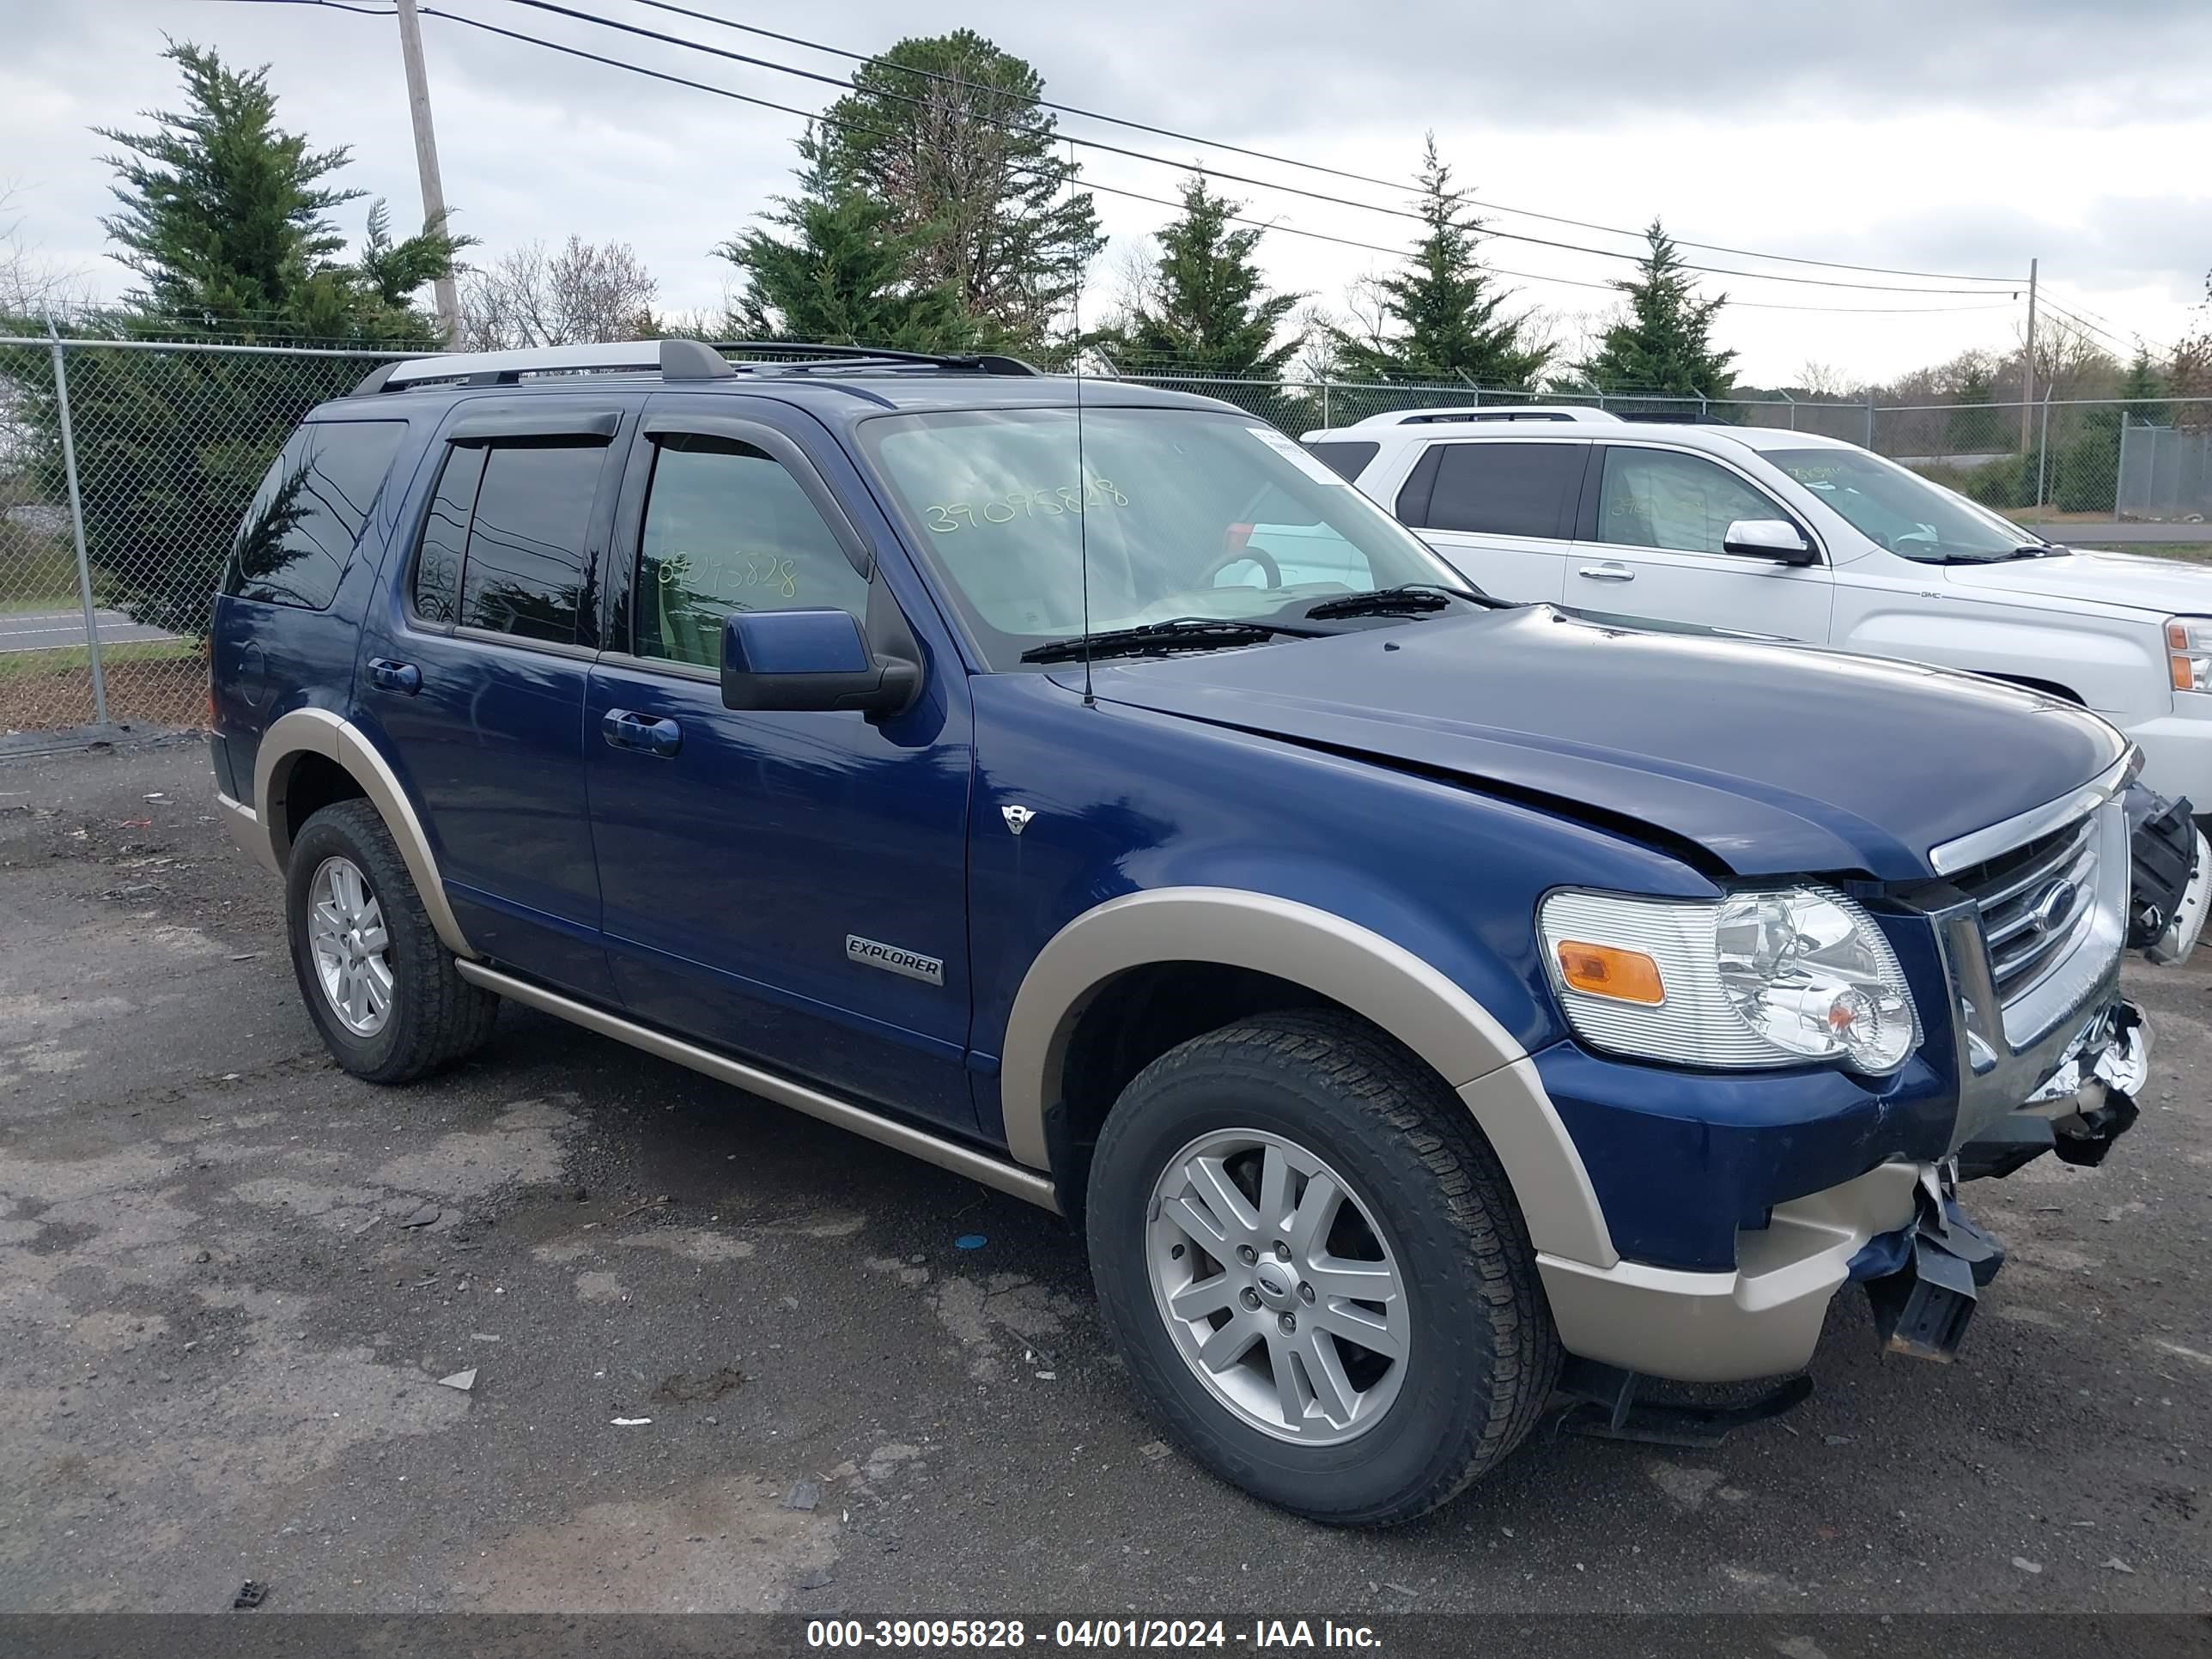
top-left (1303, 409), bottom-right (2212, 812)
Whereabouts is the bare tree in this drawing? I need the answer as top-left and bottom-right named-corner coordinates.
top-left (1798, 360), bottom-right (1856, 399)
top-left (0, 184), bottom-right (88, 319)
top-left (458, 236), bottom-right (659, 350)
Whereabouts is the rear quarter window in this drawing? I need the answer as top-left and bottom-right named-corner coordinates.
top-left (1299, 440), bottom-right (1379, 482)
top-left (224, 419), bottom-right (408, 610)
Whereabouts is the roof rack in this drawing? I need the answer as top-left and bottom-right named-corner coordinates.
top-left (351, 337), bottom-right (1042, 396)
top-left (353, 337), bottom-right (734, 395)
top-left (710, 341), bottom-right (1042, 377)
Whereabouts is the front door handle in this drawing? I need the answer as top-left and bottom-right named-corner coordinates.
top-left (1577, 562), bottom-right (1637, 582)
top-left (368, 658), bottom-right (421, 694)
top-left (601, 708), bottom-right (683, 757)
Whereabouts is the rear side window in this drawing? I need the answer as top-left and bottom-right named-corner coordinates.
top-left (405, 441), bottom-right (605, 645)
top-left (1299, 440), bottom-right (1378, 482)
top-left (225, 419), bottom-right (407, 609)
top-left (1421, 442), bottom-right (1583, 538)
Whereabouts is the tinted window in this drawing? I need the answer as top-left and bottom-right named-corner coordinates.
top-left (457, 443), bottom-right (602, 644)
top-left (410, 445), bottom-right (483, 624)
top-left (634, 434), bottom-right (867, 668)
top-left (225, 420), bottom-right (406, 609)
top-left (1300, 440), bottom-right (1378, 481)
top-left (1422, 442), bottom-right (1583, 538)
top-left (1596, 447), bottom-right (1788, 556)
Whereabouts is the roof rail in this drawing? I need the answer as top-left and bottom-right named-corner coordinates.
top-left (356, 337), bottom-right (735, 395)
top-left (1346, 404), bottom-right (1624, 428)
top-left (711, 341), bottom-right (1041, 377)
top-left (351, 337), bottom-right (1042, 395)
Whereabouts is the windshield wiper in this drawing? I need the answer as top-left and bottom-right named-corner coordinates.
top-left (1018, 617), bottom-right (1314, 665)
top-left (1304, 582), bottom-right (1498, 620)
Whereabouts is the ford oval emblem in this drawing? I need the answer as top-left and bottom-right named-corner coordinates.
top-left (2027, 878), bottom-right (2079, 937)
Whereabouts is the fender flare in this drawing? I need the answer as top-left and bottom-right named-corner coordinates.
top-left (251, 707), bottom-right (478, 960)
top-left (999, 887), bottom-right (1617, 1267)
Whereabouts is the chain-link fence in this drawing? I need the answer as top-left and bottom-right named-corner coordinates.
top-left (1111, 365), bottom-right (2212, 531)
top-left (0, 333), bottom-right (405, 735)
top-left (3, 335), bottom-right (2209, 738)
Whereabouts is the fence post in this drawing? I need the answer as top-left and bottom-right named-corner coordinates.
top-left (2116, 412), bottom-right (2129, 520)
top-left (1322, 381), bottom-right (1332, 430)
top-left (45, 319), bottom-right (108, 727)
top-left (1595, 390), bottom-right (1605, 410)
top-left (2035, 392), bottom-right (2053, 507)
top-left (1863, 396), bottom-right (1875, 450)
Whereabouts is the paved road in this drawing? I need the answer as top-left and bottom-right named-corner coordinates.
top-left (0, 739), bottom-right (2206, 1624)
top-left (0, 607), bottom-right (177, 653)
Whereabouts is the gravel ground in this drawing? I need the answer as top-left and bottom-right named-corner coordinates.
top-left (0, 737), bottom-right (2207, 1621)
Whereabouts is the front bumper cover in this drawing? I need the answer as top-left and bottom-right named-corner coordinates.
top-left (1541, 997), bottom-right (2149, 1384)
top-left (1957, 997), bottom-right (2149, 1179)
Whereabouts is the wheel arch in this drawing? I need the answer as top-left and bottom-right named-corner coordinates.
top-left (1982, 672), bottom-right (2086, 705)
top-left (252, 706), bottom-right (477, 959)
top-left (1000, 888), bottom-right (1617, 1267)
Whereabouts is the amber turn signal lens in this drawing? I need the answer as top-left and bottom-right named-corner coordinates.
top-left (1555, 940), bottom-right (1665, 1005)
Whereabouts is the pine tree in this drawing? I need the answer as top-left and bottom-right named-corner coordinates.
top-left (0, 42), bottom-right (464, 641)
top-left (1104, 176), bottom-right (1304, 377)
top-left (1323, 136), bottom-right (1548, 389)
top-left (2117, 346), bottom-right (2168, 428)
top-left (717, 135), bottom-right (974, 351)
top-left (94, 41), bottom-right (460, 343)
top-left (1577, 220), bottom-right (1736, 402)
top-left (815, 31), bottom-right (1103, 348)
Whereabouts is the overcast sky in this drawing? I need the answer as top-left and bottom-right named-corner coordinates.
top-left (3, 0), bottom-right (2207, 386)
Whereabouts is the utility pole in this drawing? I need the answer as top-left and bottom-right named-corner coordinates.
top-left (395, 0), bottom-right (460, 343)
top-left (2019, 257), bottom-right (2039, 456)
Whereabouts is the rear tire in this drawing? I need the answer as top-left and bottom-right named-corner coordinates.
top-left (1086, 1011), bottom-right (1558, 1526)
top-left (285, 799), bottom-right (497, 1083)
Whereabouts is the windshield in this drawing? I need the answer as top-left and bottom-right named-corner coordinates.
top-left (1765, 447), bottom-right (2039, 563)
top-left (863, 406), bottom-right (1474, 668)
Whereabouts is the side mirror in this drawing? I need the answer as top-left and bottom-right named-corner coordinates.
top-left (720, 610), bottom-right (921, 716)
top-left (1723, 519), bottom-right (1818, 566)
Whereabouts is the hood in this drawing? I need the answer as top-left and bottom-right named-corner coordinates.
top-left (1075, 606), bottom-right (2124, 880)
top-left (1944, 549), bottom-right (2212, 617)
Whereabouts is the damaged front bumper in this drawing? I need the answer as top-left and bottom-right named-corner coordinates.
top-left (1957, 997), bottom-right (2150, 1180)
top-left (1541, 996), bottom-right (2152, 1385)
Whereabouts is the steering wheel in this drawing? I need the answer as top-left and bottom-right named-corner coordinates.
top-left (1886, 526), bottom-right (1941, 555)
top-left (1199, 544), bottom-right (1283, 589)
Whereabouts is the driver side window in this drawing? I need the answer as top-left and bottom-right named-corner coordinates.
top-left (633, 434), bottom-right (866, 669)
top-left (1596, 448), bottom-right (1790, 556)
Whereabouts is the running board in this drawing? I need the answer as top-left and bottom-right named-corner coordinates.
top-left (454, 961), bottom-right (1062, 1214)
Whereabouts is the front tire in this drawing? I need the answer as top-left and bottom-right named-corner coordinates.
top-left (1087, 1012), bottom-right (1557, 1525)
top-left (284, 799), bottom-right (497, 1083)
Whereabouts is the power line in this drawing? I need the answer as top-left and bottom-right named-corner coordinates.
top-left (626, 0), bottom-right (2026, 289)
top-left (270, 0), bottom-right (2017, 319)
top-left (450, 0), bottom-right (2012, 296)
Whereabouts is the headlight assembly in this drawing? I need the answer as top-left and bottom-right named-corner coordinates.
top-left (2166, 617), bottom-right (2212, 692)
top-left (1539, 886), bottom-right (1918, 1073)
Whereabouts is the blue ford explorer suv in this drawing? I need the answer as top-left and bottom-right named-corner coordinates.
top-left (210, 338), bottom-right (2159, 1525)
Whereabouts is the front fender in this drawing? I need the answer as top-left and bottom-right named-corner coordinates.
top-left (1000, 886), bottom-right (1619, 1267)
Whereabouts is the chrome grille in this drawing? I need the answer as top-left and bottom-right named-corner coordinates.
top-left (1948, 811), bottom-right (2100, 1003)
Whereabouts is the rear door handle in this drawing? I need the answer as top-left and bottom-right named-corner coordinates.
top-left (1577, 562), bottom-right (1636, 582)
top-left (368, 658), bottom-right (421, 694)
top-left (601, 708), bottom-right (683, 757)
